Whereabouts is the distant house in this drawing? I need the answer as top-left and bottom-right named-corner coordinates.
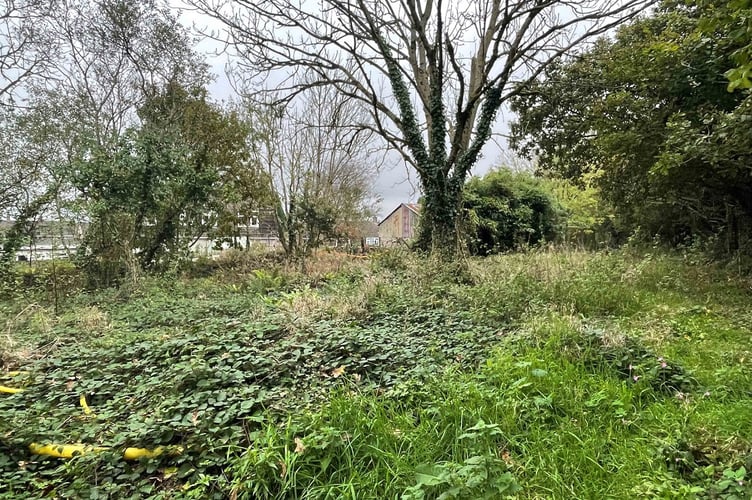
top-left (190, 209), bottom-right (280, 254)
top-left (1, 210), bottom-right (281, 262)
top-left (361, 220), bottom-right (380, 247)
top-left (378, 203), bottom-right (421, 244)
top-left (0, 220), bottom-right (87, 263)
top-left (353, 219), bottom-right (380, 249)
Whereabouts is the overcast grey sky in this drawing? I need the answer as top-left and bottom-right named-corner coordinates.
top-left (178, 4), bottom-right (516, 220)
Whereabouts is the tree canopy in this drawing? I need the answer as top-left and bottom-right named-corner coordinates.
top-left (510, 1), bottom-right (752, 253)
top-left (464, 169), bottom-right (562, 255)
top-left (72, 82), bottom-right (256, 282)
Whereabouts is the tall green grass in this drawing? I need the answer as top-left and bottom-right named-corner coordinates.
top-left (1, 249), bottom-right (750, 498)
top-left (223, 312), bottom-right (750, 499)
top-left (222, 251), bottom-right (752, 499)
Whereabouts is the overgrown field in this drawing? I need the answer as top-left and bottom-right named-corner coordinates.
top-left (1, 249), bottom-right (751, 499)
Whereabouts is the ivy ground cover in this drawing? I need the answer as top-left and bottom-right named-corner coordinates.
top-left (1, 250), bottom-right (750, 498)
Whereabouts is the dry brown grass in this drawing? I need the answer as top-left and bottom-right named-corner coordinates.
top-left (298, 249), bottom-right (370, 279)
top-left (276, 274), bottom-right (382, 333)
top-left (1, 304), bottom-right (53, 369)
top-left (75, 305), bottom-right (112, 333)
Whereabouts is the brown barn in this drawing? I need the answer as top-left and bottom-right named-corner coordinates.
top-left (378, 203), bottom-right (421, 244)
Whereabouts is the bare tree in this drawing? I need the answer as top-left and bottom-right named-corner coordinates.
top-left (28, 0), bottom-right (208, 150)
top-left (251, 83), bottom-right (380, 261)
top-left (0, 0), bottom-right (55, 106)
top-left (187, 0), bottom-right (654, 255)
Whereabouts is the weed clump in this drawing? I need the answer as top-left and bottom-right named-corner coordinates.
top-left (556, 326), bottom-right (698, 395)
top-left (521, 315), bottom-right (697, 395)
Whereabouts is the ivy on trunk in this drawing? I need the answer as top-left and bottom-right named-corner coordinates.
top-left (189, 0), bottom-right (653, 257)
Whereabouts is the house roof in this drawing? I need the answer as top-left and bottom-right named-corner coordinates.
top-left (377, 203), bottom-right (421, 226)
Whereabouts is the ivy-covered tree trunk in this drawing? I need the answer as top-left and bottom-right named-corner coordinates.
top-left (415, 176), bottom-right (465, 255)
top-left (379, 30), bottom-right (502, 257)
top-left (378, 36), bottom-right (464, 256)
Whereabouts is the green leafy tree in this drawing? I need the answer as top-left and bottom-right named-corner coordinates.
top-left (1, 0), bottom-right (208, 280)
top-left (0, 92), bottom-right (87, 268)
top-left (73, 82), bottom-right (256, 281)
top-left (547, 175), bottom-right (617, 248)
top-left (698, 0), bottom-right (752, 91)
top-left (510, 4), bottom-right (752, 251)
top-left (464, 169), bottom-right (562, 255)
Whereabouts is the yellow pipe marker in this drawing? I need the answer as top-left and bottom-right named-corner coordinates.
top-left (123, 447), bottom-right (168, 460)
top-left (79, 394), bottom-right (94, 415)
top-left (30, 443), bottom-right (183, 460)
top-left (9, 375), bottom-right (182, 461)
top-left (29, 443), bottom-right (106, 458)
top-left (1, 372), bottom-right (29, 394)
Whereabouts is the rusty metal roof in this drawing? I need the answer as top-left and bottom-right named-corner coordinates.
top-left (377, 203), bottom-right (422, 226)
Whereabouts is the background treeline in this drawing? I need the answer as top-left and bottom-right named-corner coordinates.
top-left (0, 1), bottom-right (378, 289)
top-left (4, 0), bottom-right (752, 282)
top-left (495, 0), bottom-right (752, 257)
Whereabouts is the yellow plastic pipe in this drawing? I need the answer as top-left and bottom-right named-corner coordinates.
top-left (0, 385), bottom-right (23, 394)
top-left (124, 447), bottom-right (166, 460)
top-left (123, 446), bottom-right (183, 459)
top-left (29, 443), bottom-right (106, 458)
top-left (30, 443), bottom-right (183, 460)
top-left (79, 394), bottom-right (94, 415)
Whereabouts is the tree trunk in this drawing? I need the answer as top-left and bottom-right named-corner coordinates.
top-left (1, 185), bottom-right (57, 268)
top-left (415, 176), bottom-right (464, 256)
